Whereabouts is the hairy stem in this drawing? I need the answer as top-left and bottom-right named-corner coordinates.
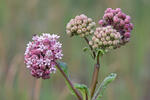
top-left (84, 37), bottom-right (96, 59)
top-left (55, 63), bottom-right (83, 100)
top-left (90, 51), bottom-right (100, 98)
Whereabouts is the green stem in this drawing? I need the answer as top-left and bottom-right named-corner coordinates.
top-left (90, 51), bottom-right (100, 98)
top-left (55, 62), bottom-right (83, 100)
top-left (84, 37), bottom-right (96, 59)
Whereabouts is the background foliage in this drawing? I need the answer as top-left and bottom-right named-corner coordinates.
top-left (0, 0), bottom-right (150, 100)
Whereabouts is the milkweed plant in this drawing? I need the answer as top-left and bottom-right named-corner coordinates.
top-left (24, 8), bottom-right (133, 100)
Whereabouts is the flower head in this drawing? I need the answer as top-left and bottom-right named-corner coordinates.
top-left (89, 26), bottom-right (121, 50)
top-left (24, 33), bottom-right (63, 79)
top-left (98, 8), bottom-right (133, 45)
top-left (66, 14), bottom-right (96, 37)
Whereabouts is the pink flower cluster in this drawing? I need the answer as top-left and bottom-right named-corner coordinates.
top-left (98, 8), bottom-right (133, 45)
top-left (24, 33), bottom-right (63, 79)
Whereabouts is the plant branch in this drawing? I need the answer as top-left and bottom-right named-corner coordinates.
top-left (55, 62), bottom-right (83, 100)
top-left (90, 51), bottom-right (101, 98)
top-left (84, 37), bottom-right (96, 59)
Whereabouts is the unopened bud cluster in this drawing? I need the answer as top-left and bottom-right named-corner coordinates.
top-left (89, 26), bottom-right (121, 50)
top-left (66, 14), bottom-right (96, 37)
top-left (98, 8), bottom-right (133, 45)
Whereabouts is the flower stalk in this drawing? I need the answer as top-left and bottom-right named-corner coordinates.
top-left (84, 37), bottom-right (96, 59)
top-left (55, 62), bottom-right (83, 100)
top-left (90, 51), bottom-right (100, 98)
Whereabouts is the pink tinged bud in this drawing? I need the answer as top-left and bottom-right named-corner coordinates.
top-left (66, 24), bottom-right (71, 29)
top-left (106, 36), bottom-right (110, 41)
top-left (107, 26), bottom-right (112, 29)
top-left (66, 30), bottom-right (71, 35)
top-left (105, 8), bottom-right (112, 13)
top-left (88, 18), bottom-right (92, 23)
top-left (103, 41), bottom-right (107, 45)
top-left (108, 13), bottom-right (113, 18)
top-left (78, 25), bottom-right (82, 29)
top-left (102, 32), bottom-right (107, 37)
top-left (98, 20), bottom-right (104, 25)
top-left (117, 33), bottom-right (121, 38)
top-left (114, 34), bottom-right (119, 39)
top-left (101, 38), bottom-right (105, 41)
top-left (70, 19), bottom-right (75, 25)
top-left (82, 28), bottom-right (87, 32)
top-left (112, 10), bottom-right (117, 14)
top-left (77, 20), bottom-right (82, 24)
top-left (89, 41), bottom-right (93, 45)
top-left (118, 12), bottom-right (122, 18)
top-left (120, 20), bottom-right (125, 26)
top-left (31, 50), bottom-right (41, 55)
top-left (71, 27), bottom-right (75, 32)
top-left (110, 33), bottom-right (115, 37)
top-left (124, 24), bottom-right (129, 30)
top-left (75, 16), bottom-right (81, 20)
top-left (130, 23), bottom-right (133, 29)
top-left (124, 32), bottom-right (130, 38)
top-left (126, 15), bottom-right (131, 20)
top-left (98, 41), bottom-right (102, 45)
top-left (125, 17), bottom-right (130, 24)
top-left (94, 31), bottom-right (98, 35)
top-left (93, 44), bottom-right (98, 48)
top-left (83, 19), bottom-right (88, 23)
top-left (122, 13), bottom-right (126, 19)
top-left (97, 34), bottom-right (101, 38)
top-left (80, 14), bottom-right (87, 19)
top-left (43, 39), bottom-right (50, 45)
top-left (95, 38), bottom-right (99, 43)
top-left (116, 8), bottom-right (121, 13)
top-left (77, 30), bottom-right (82, 34)
top-left (74, 26), bottom-right (77, 30)
top-left (108, 41), bottom-right (112, 45)
top-left (113, 16), bottom-right (119, 23)
top-left (91, 22), bottom-right (96, 27)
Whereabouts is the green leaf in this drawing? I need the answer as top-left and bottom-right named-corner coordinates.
top-left (74, 83), bottom-right (90, 100)
top-left (92, 73), bottom-right (117, 100)
top-left (97, 49), bottom-right (105, 55)
top-left (83, 47), bottom-right (89, 52)
top-left (57, 61), bottom-right (76, 96)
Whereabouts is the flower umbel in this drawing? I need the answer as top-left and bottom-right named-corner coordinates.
top-left (24, 33), bottom-right (63, 79)
top-left (89, 26), bottom-right (121, 50)
top-left (98, 8), bottom-right (133, 45)
top-left (66, 14), bottom-right (96, 37)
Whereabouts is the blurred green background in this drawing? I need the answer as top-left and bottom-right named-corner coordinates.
top-left (0, 0), bottom-right (150, 100)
